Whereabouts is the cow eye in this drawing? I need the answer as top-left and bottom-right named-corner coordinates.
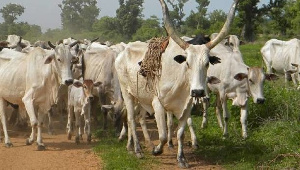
top-left (57, 58), bottom-right (61, 62)
top-left (205, 62), bottom-right (209, 67)
top-left (249, 79), bottom-right (254, 84)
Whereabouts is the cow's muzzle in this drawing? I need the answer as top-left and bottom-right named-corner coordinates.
top-left (65, 79), bottom-right (74, 86)
top-left (191, 89), bottom-right (205, 97)
top-left (89, 96), bottom-right (94, 101)
top-left (256, 98), bottom-right (265, 104)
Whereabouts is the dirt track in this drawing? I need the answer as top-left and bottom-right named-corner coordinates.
top-left (0, 126), bottom-right (101, 170)
top-left (0, 117), bottom-right (223, 170)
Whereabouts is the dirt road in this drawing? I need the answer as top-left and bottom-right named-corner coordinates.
top-left (0, 126), bottom-right (101, 170)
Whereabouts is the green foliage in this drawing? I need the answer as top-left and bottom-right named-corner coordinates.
top-left (166, 0), bottom-right (189, 32)
top-left (0, 3), bottom-right (25, 24)
top-left (59, 0), bottom-right (100, 33)
top-left (116, 0), bottom-right (144, 41)
top-left (92, 16), bottom-right (124, 43)
top-left (132, 16), bottom-right (165, 41)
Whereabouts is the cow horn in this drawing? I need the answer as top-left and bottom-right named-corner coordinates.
top-left (48, 41), bottom-right (56, 49)
top-left (159, 0), bottom-right (189, 50)
top-left (206, 0), bottom-right (239, 49)
top-left (69, 41), bottom-right (79, 48)
top-left (91, 37), bottom-right (99, 43)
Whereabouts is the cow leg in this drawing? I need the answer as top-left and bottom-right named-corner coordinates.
top-left (138, 108), bottom-right (154, 148)
top-left (22, 90), bottom-right (38, 145)
top-left (83, 104), bottom-right (92, 143)
top-left (67, 105), bottom-right (74, 140)
top-left (187, 117), bottom-right (198, 149)
top-left (118, 122), bottom-right (127, 141)
top-left (167, 112), bottom-right (174, 148)
top-left (0, 99), bottom-right (12, 147)
top-left (221, 97), bottom-right (230, 138)
top-left (176, 107), bottom-right (191, 168)
top-left (122, 92), bottom-right (143, 158)
top-left (102, 109), bottom-right (108, 130)
top-left (201, 97), bottom-right (209, 128)
top-left (215, 94), bottom-right (224, 129)
top-left (36, 112), bottom-right (45, 151)
top-left (74, 110), bottom-right (81, 144)
top-left (240, 102), bottom-right (248, 139)
top-left (152, 97), bottom-right (167, 156)
top-left (47, 108), bottom-right (54, 135)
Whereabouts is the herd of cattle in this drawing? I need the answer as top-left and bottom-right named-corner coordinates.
top-left (0, 0), bottom-right (298, 168)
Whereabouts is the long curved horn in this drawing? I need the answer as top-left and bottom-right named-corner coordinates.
top-left (69, 40), bottom-right (79, 48)
top-left (159, 0), bottom-right (189, 50)
top-left (206, 0), bottom-right (239, 49)
top-left (48, 41), bottom-right (56, 49)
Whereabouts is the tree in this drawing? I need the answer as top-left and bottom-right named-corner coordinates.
top-left (59, 0), bottom-right (100, 33)
top-left (116, 0), bottom-right (144, 40)
top-left (236, 0), bottom-right (260, 42)
top-left (184, 0), bottom-right (210, 35)
top-left (132, 16), bottom-right (164, 41)
top-left (260, 0), bottom-right (288, 36)
top-left (208, 9), bottom-right (226, 34)
top-left (92, 16), bottom-right (123, 42)
top-left (0, 3), bottom-right (25, 24)
top-left (285, 0), bottom-right (300, 35)
top-left (166, 0), bottom-right (189, 32)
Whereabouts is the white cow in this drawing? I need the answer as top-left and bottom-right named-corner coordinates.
top-left (67, 79), bottom-right (101, 144)
top-left (199, 37), bottom-right (278, 139)
top-left (261, 38), bottom-right (300, 86)
top-left (0, 41), bottom-right (77, 150)
top-left (115, 0), bottom-right (239, 168)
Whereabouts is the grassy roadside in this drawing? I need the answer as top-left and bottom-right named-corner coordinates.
top-left (93, 129), bottom-right (159, 170)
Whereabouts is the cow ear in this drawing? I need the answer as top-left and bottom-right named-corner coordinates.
top-left (73, 81), bottom-right (83, 88)
top-left (291, 63), bottom-right (299, 67)
top-left (234, 73), bottom-right (248, 81)
top-left (209, 56), bottom-right (221, 65)
top-left (44, 54), bottom-right (55, 64)
top-left (94, 81), bottom-right (102, 87)
top-left (207, 76), bottom-right (220, 84)
top-left (265, 73), bottom-right (279, 81)
top-left (174, 55), bottom-right (186, 64)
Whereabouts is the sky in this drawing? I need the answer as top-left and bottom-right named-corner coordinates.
top-left (0, 0), bottom-right (269, 32)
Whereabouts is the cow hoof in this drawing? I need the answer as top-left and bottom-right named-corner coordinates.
top-left (75, 136), bottom-right (80, 144)
top-left (67, 133), bottom-right (72, 140)
top-left (37, 145), bottom-right (46, 151)
top-left (136, 152), bottom-right (144, 159)
top-left (152, 147), bottom-right (163, 156)
top-left (168, 141), bottom-right (174, 148)
top-left (5, 143), bottom-right (13, 148)
top-left (26, 138), bottom-right (33, 145)
top-left (178, 160), bottom-right (189, 169)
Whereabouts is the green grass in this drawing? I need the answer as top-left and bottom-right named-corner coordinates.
top-left (93, 129), bottom-right (159, 170)
top-left (93, 42), bottom-right (300, 169)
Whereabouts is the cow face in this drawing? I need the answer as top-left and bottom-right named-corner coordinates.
top-left (174, 45), bottom-right (211, 97)
top-left (234, 67), bottom-right (278, 104)
top-left (73, 79), bottom-right (102, 102)
top-left (46, 42), bottom-right (78, 86)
